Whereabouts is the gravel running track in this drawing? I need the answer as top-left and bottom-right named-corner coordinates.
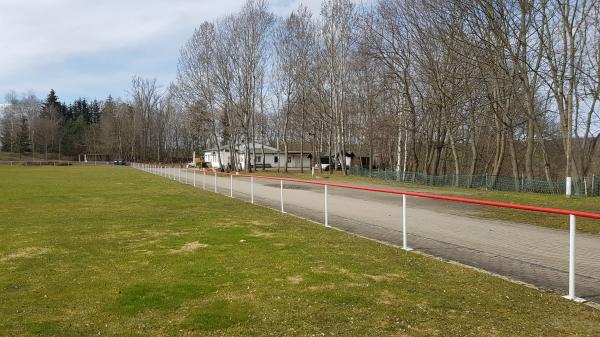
top-left (155, 167), bottom-right (600, 303)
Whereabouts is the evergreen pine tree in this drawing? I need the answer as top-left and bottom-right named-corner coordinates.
top-left (89, 100), bottom-right (101, 124)
top-left (70, 98), bottom-right (90, 123)
top-left (42, 89), bottom-right (70, 121)
top-left (16, 118), bottom-right (31, 156)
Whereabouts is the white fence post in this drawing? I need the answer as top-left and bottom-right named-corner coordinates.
top-left (280, 180), bottom-right (284, 213)
top-left (402, 194), bottom-right (412, 251)
top-left (230, 175), bottom-right (233, 198)
top-left (566, 177), bottom-right (572, 197)
top-left (564, 214), bottom-right (584, 302)
top-left (324, 185), bottom-right (329, 227)
top-left (251, 176), bottom-right (254, 204)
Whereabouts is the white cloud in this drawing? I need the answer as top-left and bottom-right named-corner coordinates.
top-left (0, 0), bottom-right (349, 102)
top-left (0, 0), bottom-right (247, 78)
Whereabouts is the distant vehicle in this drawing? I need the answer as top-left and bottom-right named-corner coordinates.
top-left (113, 160), bottom-right (126, 165)
top-left (318, 163), bottom-right (331, 171)
top-left (186, 158), bottom-right (203, 168)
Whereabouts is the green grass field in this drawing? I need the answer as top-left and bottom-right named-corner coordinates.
top-left (247, 170), bottom-right (600, 235)
top-left (1, 166), bottom-right (599, 336)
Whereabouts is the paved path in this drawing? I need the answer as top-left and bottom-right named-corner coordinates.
top-left (159, 168), bottom-right (600, 303)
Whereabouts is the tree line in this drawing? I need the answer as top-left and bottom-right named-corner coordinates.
top-left (1, 0), bottom-right (599, 187)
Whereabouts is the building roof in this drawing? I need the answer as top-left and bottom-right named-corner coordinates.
top-left (203, 143), bottom-right (371, 158)
top-left (204, 143), bottom-right (280, 154)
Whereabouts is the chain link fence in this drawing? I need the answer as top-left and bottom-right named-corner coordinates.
top-left (349, 168), bottom-right (599, 197)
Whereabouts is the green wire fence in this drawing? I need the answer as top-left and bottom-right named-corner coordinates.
top-left (349, 167), bottom-right (600, 197)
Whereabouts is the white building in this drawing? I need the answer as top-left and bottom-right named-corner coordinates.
top-left (203, 143), bottom-right (311, 170)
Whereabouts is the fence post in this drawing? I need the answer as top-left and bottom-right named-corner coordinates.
top-left (280, 180), bottom-right (284, 213)
top-left (566, 177), bottom-right (572, 198)
top-left (193, 170), bottom-right (196, 187)
top-left (563, 214), bottom-right (584, 302)
top-left (324, 184), bottom-right (329, 227)
top-left (179, 167), bottom-right (182, 183)
top-left (251, 176), bottom-right (254, 204)
top-left (402, 194), bottom-right (413, 251)
top-left (230, 175), bottom-right (233, 198)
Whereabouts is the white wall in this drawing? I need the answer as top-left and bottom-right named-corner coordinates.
top-left (204, 151), bottom-right (230, 169)
top-left (205, 151), bottom-right (310, 169)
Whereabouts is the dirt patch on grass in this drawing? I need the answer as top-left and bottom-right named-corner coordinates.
top-left (249, 230), bottom-right (274, 238)
top-left (168, 241), bottom-right (208, 253)
top-left (0, 247), bottom-right (50, 262)
top-left (311, 266), bottom-right (362, 281)
top-left (143, 229), bottom-right (186, 237)
top-left (249, 220), bottom-right (273, 227)
top-left (377, 290), bottom-right (398, 305)
top-left (363, 273), bottom-right (404, 282)
top-left (308, 284), bottom-right (336, 291)
top-left (287, 275), bottom-right (304, 284)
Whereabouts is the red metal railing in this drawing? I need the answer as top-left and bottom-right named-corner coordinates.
top-left (225, 172), bottom-right (600, 220)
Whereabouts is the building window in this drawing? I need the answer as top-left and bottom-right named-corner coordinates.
top-left (287, 156), bottom-right (292, 163)
top-left (256, 156), bottom-right (262, 162)
top-left (274, 156), bottom-right (278, 163)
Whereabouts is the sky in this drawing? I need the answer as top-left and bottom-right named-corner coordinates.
top-left (0, 0), bottom-right (324, 105)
